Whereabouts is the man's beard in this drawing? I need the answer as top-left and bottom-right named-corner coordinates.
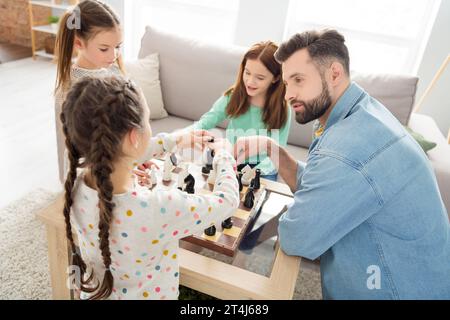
top-left (292, 79), bottom-right (332, 124)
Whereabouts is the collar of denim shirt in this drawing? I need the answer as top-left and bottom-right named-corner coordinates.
top-left (323, 81), bottom-right (366, 132)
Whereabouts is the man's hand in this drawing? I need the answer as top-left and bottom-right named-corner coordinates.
top-left (234, 136), bottom-right (299, 192)
top-left (234, 136), bottom-right (278, 165)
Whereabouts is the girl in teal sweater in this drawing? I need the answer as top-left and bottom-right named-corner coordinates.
top-left (193, 41), bottom-right (291, 181)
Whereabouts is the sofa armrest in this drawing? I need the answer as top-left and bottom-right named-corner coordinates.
top-left (408, 113), bottom-right (450, 216)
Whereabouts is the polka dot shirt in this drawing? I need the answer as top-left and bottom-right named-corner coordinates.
top-left (70, 148), bottom-right (239, 300)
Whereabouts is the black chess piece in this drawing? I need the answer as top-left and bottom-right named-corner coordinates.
top-left (221, 217), bottom-right (233, 229)
top-left (201, 165), bottom-right (211, 174)
top-left (170, 153), bottom-right (178, 166)
top-left (243, 187), bottom-right (255, 208)
top-left (237, 173), bottom-right (243, 192)
top-left (202, 148), bottom-right (215, 174)
top-left (253, 169), bottom-right (261, 190)
top-left (184, 174), bottom-right (195, 194)
top-left (204, 225), bottom-right (216, 236)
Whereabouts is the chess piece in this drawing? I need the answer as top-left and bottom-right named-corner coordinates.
top-left (204, 225), bottom-right (216, 236)
top-left (150, 167), bottom-right (157, 186)
top-left (237, 173), bottom-right (243, 192)
top-left (170, 153), bottom-right (178, 166)
top-left (207, 168), bottom-right (216, 185)
top-left (243, 186), bottom-right (255, 208)
top-left (146, 166), bottom-right (157, 187)
top-left (241, 164), bottom-right (255, 186)
top-left (253, 169), bottom-right (261, 190)
top-left (177, 164), bottom-right (189, 189)
top-left (201, 165), bottom-right (211, 174)
top-left (202, 148), bottom-right (215, 174)
top-left (221, 217), bottom-right (233, 229)
top-left (162, 154), bottom-right (173, 182)
top-left (184, 174), bottom-right (195, 194)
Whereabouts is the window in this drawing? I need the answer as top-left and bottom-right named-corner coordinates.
top-left (284, 0), bottom-right (441, 75)
top-left (124, 0), bottom-right (239, 59)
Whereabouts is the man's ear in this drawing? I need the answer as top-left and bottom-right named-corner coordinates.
top-left (329, 61), bottom-right (345, 85)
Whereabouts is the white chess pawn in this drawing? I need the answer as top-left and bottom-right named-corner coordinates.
top-left (207, 168), bottom-right (216, 185)
top-left (149, 166), bottom-right (157, 186)
top-left (241, 164), bottom-right (255, 186)
top-left (162, 154), bottom-right (173, 182)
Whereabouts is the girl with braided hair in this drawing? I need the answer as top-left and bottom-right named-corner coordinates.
top-left (61, 76), bottom-right (239, 300)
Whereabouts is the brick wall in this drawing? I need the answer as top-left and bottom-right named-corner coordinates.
top-left (0, 0), bottom-right (51, 49)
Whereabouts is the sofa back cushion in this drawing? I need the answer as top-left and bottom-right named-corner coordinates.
top-left (139, 25), bottom-right (245, 124)
top-left (352, 72), bottom-right (418, 126)
top-left (139, 26), bottom-right (418, 148)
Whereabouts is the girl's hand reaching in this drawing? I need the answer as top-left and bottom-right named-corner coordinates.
top-left (174, 129), bottom-right (215, 151)
top-left (133, 160), bottom-right (159, 187)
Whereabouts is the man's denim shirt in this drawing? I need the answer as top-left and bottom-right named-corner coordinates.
top-left (279, 82), bottom-right (450, 299)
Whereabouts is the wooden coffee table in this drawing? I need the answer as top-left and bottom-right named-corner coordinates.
top-left (37, 178), bottom-right (301, 300)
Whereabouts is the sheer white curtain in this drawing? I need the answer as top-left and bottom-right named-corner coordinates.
top-left (284, 0), bottom-right (442, 75)
top-left (124, 0), bottom-right (239, 59)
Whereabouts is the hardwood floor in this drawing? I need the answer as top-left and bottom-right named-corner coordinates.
top-left (0, 57), bottom-right (62, 209)
top-left (0, 42), bottom-right (32, 64)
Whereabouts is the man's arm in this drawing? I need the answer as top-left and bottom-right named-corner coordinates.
top-left (234, 136), bottom-right (302, 192)
top-left (268, 141), bottom-right (299, 192)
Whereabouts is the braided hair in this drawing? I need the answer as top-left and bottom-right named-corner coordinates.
top-left (60, 76), bottom-right (143, 299)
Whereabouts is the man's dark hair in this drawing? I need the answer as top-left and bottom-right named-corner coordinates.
top-left (275, 29), bottom-right (350, 76)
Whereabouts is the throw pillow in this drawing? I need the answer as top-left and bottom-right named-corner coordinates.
top-left (405, 126), bottom-right (437, 153)
top-left (125, 53), bottom-right (168, 119)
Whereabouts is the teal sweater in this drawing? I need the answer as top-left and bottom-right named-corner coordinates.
top-left (193, 94), bottom-right (292, 175)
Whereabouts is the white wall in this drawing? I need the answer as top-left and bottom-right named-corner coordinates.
top-left (233, 0), bottom-right (289, 46)
top-left (104, 0), bottom-right (125, 21)
top-left (415, 0), bottom-right (450, 136)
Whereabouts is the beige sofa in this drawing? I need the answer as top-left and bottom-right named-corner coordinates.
top-left (55, 25), bottom-right (450, 215)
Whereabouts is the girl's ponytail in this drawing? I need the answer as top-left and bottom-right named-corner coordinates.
top-left (55, 10), bottom-right (76, 94)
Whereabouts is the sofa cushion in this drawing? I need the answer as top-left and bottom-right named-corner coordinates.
top-left (150, 116), bottom-right (195, 134)
top-left (352, 72), bottom-right (418, 126)
top-left (125, 53), bottom-right (168, 120)
top-left (139, 25), bottom-right (245, 123)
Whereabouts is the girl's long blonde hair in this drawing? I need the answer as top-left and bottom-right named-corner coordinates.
top-left (54, 0), bottom-right (124, 94)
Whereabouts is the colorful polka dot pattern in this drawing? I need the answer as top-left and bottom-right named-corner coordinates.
top-left (70, 147), bottom-right (238, 299)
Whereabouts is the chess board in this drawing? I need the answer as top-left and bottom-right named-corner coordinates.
top-left (145, 158), bottom-right (267, 257)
